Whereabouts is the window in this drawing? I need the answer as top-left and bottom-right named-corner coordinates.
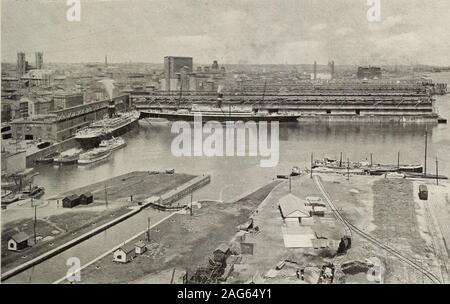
top-left (326, 110), bottom-right (331, 114)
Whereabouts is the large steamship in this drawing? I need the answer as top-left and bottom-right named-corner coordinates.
top-left (75, 100), bottom-right (139, 149)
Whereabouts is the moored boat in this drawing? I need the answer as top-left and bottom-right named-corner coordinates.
top-left (78, 147), bottom-right (111, 165)
top-left (99, 137), bottom-right (126, 152)
top-left (54, 148), bottom-right (82, 165)
top-left (22, 186), bottom-right (45, 199)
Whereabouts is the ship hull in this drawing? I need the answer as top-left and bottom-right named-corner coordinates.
top-left (139, 111), bottom-right (300, 122)
top-left (75, 119), bottom-right (138, 150)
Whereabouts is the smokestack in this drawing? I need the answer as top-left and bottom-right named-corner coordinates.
top-left (331, 60), bottom-right (335, 79)
top-left (217, 84), bottom-right (223, 108)
top-left (313, 61), bottom-right (317, 80)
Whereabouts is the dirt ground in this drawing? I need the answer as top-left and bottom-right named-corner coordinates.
top-left (228, 173), bottom-right (446, 284)
top-left (77, 180), bottom-right (282, 283)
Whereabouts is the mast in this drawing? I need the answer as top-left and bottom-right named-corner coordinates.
top-left (424, 127), bottom-right (428, 177)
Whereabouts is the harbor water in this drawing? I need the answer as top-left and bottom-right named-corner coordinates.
top-left (4, 72), bottom-right (450, 283)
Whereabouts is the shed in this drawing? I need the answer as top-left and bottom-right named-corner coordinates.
top-left (113, 244), bottom-right (136, 263)
top-left (8, 232), bottom-right (30, 251)
top-left (306, 196), bottom-right (326, 207)
top-left (311, 206), bottom-right (327, 216)
top-left (278, 194), bottom-right (310, 219)
top-left (79, 192), bottom-right (93, 205)
top-left (135, 240), bottom-right (147, 254)
top-left (62, 194), bottom-right (80, 208)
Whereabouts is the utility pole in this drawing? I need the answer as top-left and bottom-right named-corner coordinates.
top-left (424, 127), bottom-right (428, 177)
top-left (34, 203), bottom-right (37, 245)
top-left (347, 158), bottom-right (351, 179)
top-left (310, 152), bottom-right (313, 179)
top-left (436, 156), bottom-right (439, 185)
top-left (370, 153), bottom-right (373, 167)
top-left (397, 151), bottom-right (400, 169)
top-left (340, 152), bottom-right (342, 167)
top-left (104, 184), bottom-right (108, 208)
top-left (147, 217), bottom-right (150, 242)
top-left (289, 176), bottom-right (292, 193)
top-left (190, 192), bottom-right (193, 216)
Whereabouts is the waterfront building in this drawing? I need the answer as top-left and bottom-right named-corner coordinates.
top-left (10, 95), bottom-right (130, 142)
top-left (53, 92), bottom-right (83, 110)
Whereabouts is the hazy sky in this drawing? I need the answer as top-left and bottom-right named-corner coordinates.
top-left (2, 0), bottom-right (450, 65)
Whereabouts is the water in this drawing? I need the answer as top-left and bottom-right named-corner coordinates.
top-left (5, 72), bottom-right (450, 283)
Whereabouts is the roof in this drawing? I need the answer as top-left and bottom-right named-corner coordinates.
top-left (278, 194), bottom-right (310, 218)
top-left (311, 238), bottom-right (330, 248)
top-left (117, 243), bottom-right (135, 254)
top-left (81, 192), bottom-right (93, 197)
top-left (10, 232), bottom-right (30, 243)
top-left (135, 241), bottom-right (146, 248)
top-left (215, 243), bottom-right (230, 254)
top-left (64, 194), bottom-right (79, 201)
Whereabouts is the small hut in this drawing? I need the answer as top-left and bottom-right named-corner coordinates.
top-left (62, 194), bottom-right (80, 208)
top-left (79, 192), bottom-right (94, 205)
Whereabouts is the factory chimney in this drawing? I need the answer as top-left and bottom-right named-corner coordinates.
top-left (331, 60), bottom-right (335, 79)
top-left (313, 61), bottom-right (317, 80)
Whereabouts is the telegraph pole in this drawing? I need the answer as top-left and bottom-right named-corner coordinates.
top-left (104, 184), bottom-right (108, 208)
top-left (147, 217), bottom-right (150, 242)
top-left (34, 203), bottom-right (37, 245)
top-left (289, 176), bottom-right (292, 193)
top-left (310, 152), bottom-right (313, 179)
top-left (339, 152), bottom-right (342, 168)
top-left (436, 156), bottom-right (439, 185)
top-left (424, 127), bottom-right (428, 177)
top-left (397, 151), bottom-right (400, 169)
top-left (190, 192), bottom-right (193, 216)
top-left (370, 153), bottom-right (373, 167)
top-left (347, 158), bottom-right (350, 180)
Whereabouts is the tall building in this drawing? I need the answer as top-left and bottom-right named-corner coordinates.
top-left (164, 56), bottom-right (193, 91)
top-left (357, 66), bottom-right (382, 79)
top-left (35, 52), bottom-right (43, 69)
top-left (17, 52), bottom-right (27, 77)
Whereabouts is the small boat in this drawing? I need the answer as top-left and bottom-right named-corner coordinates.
top-left (99, 137), bottom-right (126, 151)
top-left (54, 148), bottom-right (82, 165)
top-left (22, 186), bottom-right (45, 199)
top-left (78, 148), bottom-right (111, 165)
top-left (37, 141), bottom-right (52, 149)
top-left (36, 152), bottom-right (59, 164)
top-left (290, 166), bottom-right (301, 176)
top-left (2, 193), bottom-right (21, 205)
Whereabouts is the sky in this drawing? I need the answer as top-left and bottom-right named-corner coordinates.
top-left (1, 0), bottom-right (450, 65)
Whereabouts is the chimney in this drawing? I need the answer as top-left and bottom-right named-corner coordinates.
top-left (313, 61), bottom-right (317, 80)
top-left (331, 60), bottom-right (335, 79)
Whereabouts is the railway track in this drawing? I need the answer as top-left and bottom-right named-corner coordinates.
top-left (313, 175), bottom-right (441, 284)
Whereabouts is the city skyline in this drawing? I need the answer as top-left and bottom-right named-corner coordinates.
top-left (2, 0), bottom-right (450, 66)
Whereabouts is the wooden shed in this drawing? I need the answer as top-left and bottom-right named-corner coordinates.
top-left (62, 194), bottom-right (80, 208)
top-left (8, 232), bottom-right (30, 251)
top-left (79, 192), bottom-right (94, 205)
top-left (134, 240), bottom-right (147, 255)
